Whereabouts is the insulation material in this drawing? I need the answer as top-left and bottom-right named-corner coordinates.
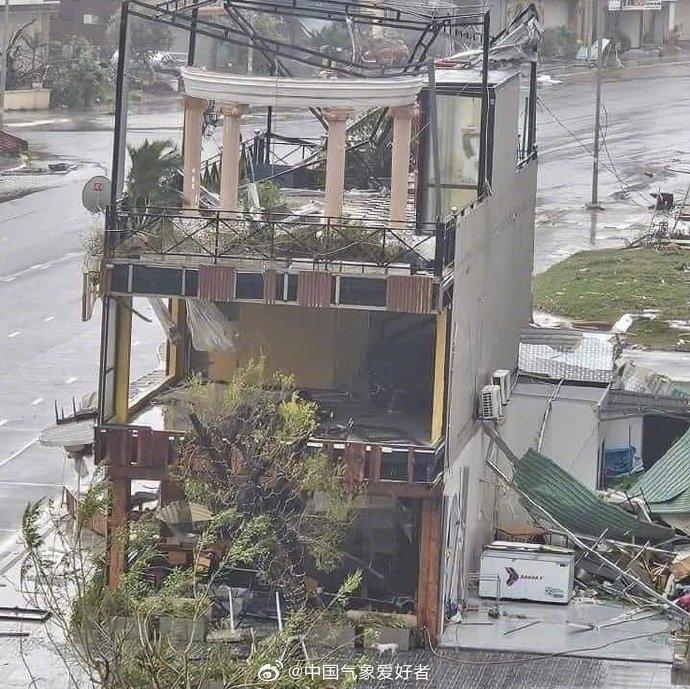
top-left (148, 297), bottom-right (179, 343)
top-left (187, 300), bottom-right (239, 352)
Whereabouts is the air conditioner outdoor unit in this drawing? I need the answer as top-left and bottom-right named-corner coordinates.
top-left (480, 385), bottom-right (503, 420)
top-left (492, 369), bottom-right (511, 405)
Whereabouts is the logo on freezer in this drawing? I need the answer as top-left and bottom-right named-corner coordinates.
top-left (505, 566), bottom-right (543, 587)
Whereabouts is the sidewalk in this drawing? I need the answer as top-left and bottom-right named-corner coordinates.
top-left (541, 45), bottom-right (690, 81)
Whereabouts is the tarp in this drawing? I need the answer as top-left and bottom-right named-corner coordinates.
top-left (513, 448), bottom-right (674, 544)
top-left (634, 429), bottom-right (690, 515)
top-left (186, 300), bottom-right (240, 352)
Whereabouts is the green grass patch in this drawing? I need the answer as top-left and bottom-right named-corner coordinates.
top-left (534, 247), bottom-right (689, 351)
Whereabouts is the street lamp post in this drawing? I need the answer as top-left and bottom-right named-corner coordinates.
top-left (590, 0), bottom-right (604, 208)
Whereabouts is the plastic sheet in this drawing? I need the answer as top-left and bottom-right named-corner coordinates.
top-left (148, 297), bottom-right (179, 343)
top-left (186, 299), bottom-right (239, 352)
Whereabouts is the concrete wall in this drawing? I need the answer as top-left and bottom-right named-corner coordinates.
top-left (443, 380), bottom-right (604, 608)
top-left (676, 0), bottom-right (690, 33)
top-left (4, 89), bottom-right (51, 111)
top-left (445, 163), bottom-right (537, 454)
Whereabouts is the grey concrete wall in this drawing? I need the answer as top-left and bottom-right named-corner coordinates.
top-left (446, 159), bottom-right (537, 455)
top-left (441, 78), bottom-right (538, 614)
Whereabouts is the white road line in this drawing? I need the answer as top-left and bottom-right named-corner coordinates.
top-left (30, 397), bottom-right (44, 406)
top-left (7, 331), bottom-right (20, 338)
top-left (45, 316), bottom-right (56, 322)
top-left (0, 436), bottom-right (40, 469)
top-left (0, 419), bottom-right (8, 427)
top-left (0, 480), bottom-right (62, 488)
top-left (65, 376), bottom-right (78, 384)
top-left (0, 251), bottom-right (80, 283)
top-left (8, 118), bottom-right (72, 128)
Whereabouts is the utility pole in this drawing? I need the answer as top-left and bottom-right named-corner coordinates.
top-left (0, 0), bottom-right (10, 132)
top-left (590, 0), bottom-right (603, 208)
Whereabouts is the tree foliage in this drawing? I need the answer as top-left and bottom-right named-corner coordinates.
top-left (48, 37), bottom-right (112, 108)
top-left (125, 138), bottom-right (182, 209)
top-left (172, 360), bottom-right (355, 602)
top-left (20, 361), bottom-right (359, 688)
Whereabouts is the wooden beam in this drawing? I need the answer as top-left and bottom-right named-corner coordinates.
top-left (416, 497), bottom-right (442, 641)
top-left (113, 297), bottom-right (132, 424)
top-left (166, 298), bottom-right (187, 380)
top-left (430, 308), bottom-right (448, 444)
top-left (108, 477), bottom-right (131, 589)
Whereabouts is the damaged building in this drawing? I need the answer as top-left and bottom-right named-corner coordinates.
top-left (85, 0), bottom-right (543, 643)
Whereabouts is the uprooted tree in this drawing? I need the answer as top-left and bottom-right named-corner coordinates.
top-left (20, 360), bottom-right (360, 688)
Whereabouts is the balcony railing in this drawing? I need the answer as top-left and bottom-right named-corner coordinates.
top-left (107, 207), bottom-right (456, 276)
top-left (95, 424), bottom-right (443, 494)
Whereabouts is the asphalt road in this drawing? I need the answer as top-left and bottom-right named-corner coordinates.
top-left (0, 62), bottom-right (688, 562)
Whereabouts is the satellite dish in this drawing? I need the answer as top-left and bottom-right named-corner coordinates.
top-left (82, 175), bottom-right (111, 213)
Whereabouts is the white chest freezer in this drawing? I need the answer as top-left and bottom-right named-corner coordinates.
top-left (478, 541), bottom-right (575, 604)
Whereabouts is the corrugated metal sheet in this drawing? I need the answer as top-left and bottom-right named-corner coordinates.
top-left (520, 327), bottom-right (584, 348)
top-left (297, 271), bottom-right (331, 308)
top-left (263, 269), bottom-right (277, 304)
top-left (514, 448), bottom-right (673, 543)
top-left (518, 332), bottom-right (616, 383)
top-left (634, 429), bottom-right (690, 513)
top-left (386, 274), bottom-right (434, 314)
top-left (197, 265), bottom-right (236, 301)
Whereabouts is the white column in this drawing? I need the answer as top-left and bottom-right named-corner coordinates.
top-left (219, 103), bottom-right (247, 212)
top-left (323, 109), bottom-right (351, 219)
top-left (389, 105), bottom-right (414, 226)
top-left (182, 95), bottom-right (206, 208)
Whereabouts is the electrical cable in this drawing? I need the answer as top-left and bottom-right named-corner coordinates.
top-left (428, 627), bottom-right (674, 666)
top-left (537, 97), bottom-right (650, 208)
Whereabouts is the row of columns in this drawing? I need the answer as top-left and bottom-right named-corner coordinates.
top-left (182, 95), bottom-right (415, 224)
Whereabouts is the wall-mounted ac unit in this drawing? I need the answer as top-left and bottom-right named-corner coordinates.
top-left (492, 369), bottom-right (511, 405)
top-left (480, 385), bottom-right (503, 420)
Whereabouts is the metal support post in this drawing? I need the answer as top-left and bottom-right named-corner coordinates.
top-left (477, 10), bottom-right (491, 197)
top-left (590, 0), bottom-right (603, 207)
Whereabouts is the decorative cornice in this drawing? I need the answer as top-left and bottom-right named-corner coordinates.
top-left (181, 68), bottom-right (424, 110)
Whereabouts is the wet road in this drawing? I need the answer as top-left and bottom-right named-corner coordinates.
top-left (0, 62), bottom-right (689, 562)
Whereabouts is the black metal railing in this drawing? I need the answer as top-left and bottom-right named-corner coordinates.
top-left (108, 206), bottom-right (456, 275)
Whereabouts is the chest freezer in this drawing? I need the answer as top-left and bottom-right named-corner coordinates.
top-left (478, 541), bottom-right (575, 604)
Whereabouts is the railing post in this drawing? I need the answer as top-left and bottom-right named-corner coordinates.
top-left (381, 225), bottom-right (387, 267)
top-left (214, 210), bottom-right (220, 263)
top-left (434, 220), bottom-right (444, 278)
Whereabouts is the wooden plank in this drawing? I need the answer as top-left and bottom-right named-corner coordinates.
top-left (416, 497), bottom-right (442, 641)
top-left (263, 269), bottom-right (277, 304)
top-left (344, 442), bottom-right (366, 487)
top-left (198, 264), bottom-right (236, 301)
top-left (431, 308), bottom-right (449, 443)
top-left (297, 271), bottom-right (332, 308)
top-left (386, 274), bottom-right (434, 314)
top-left (108, 477), bottom-right (131, 589)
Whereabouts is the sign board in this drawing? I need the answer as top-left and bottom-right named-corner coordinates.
top-left (82, 175), bottom-right (111, 213)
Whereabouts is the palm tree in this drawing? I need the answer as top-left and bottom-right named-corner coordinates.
top-left (125, 138), bottom-right (182, 210)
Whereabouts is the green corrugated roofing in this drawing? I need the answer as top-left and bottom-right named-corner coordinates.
top-left (514, 449), bottom-right (674, 544)
top-left (635, 428), bottom-right (690, 506)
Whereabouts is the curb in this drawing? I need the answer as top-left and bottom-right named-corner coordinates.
top-left (546, 58), bottom-right (690, 84)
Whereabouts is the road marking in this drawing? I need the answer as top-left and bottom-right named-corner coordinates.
top-left (45, 316), bottom-right (56, 322)
top-left (0, 251), bottom-right (80, 283)
top-left (7, 331), bottom-right (20, 338)
top-left (0, 420), bottom-right (8, 427)
top-left (65, 376), bottom-right (77, 384)
top-left (0, 436), bottom-right (40, 469)
top-left (30, 397), bottom-right (44, 406)
top-left (8, 118), bottom-right (72, 128)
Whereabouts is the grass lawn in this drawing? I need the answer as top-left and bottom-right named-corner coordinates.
top-left (534, 247), bottom-right (690, 351)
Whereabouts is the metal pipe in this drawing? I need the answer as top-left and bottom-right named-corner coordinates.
top-left (527, 60), bottom-right (537, 154)
top-left (109, 0), bottom-right (130, 235)
top-left (477, 10), bottom-right (491, 197)
top-left (427, 61), bottom-right (442, 221)
top-left (591, 0), bottom-right (602, 206)
top-left (187, 7), bottom-right (198, 67)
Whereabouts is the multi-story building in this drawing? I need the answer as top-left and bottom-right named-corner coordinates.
top-left (94, 1), bottom-right (538, 640)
